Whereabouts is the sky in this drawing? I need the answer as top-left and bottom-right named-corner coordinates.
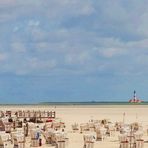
top-left (0, 0), bottom-right (148, 103)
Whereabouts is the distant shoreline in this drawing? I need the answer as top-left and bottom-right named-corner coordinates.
top-left (0, 101), bottom-right (148, 106)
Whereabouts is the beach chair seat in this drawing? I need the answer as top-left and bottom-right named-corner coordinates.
top-left (15, 121), bottom-right (23, 128)
top-left (54, 133), bottom-right (66, 148)
top-left (52, 122), bottom-right (58, 129)
top-left (13, 139), bottom-right (25, 148)
top-left (5, 111), bottom-right (11, 118)
top-left (135, 139), bottom-right (144, 148)
top-left (60, 122), bottom-right (65, 129)
top-left (42, 129), bottom-right (54, 144)
top-left (28, 123), bottom-right (36, 135)
top-left (120, 141), bottom-right (129, 148)
top-left (30, 128), bottom-right (41, 147)
top-left (0, 121), bottom-right (5, 132)
top-left (83, 134), bottom-right (95, 148)
top-left (30, 138), bottom-right (40, 147)
top-left (106, 123), bottom-right (116, 136)
top-left (56, 141), bottom-right (65, 148)
top-left (17, 111), bottom-right (23, 118)
top-left (43, 123), bottom-right (52, 132)
top-left (52, 122), bottom-right (62, 130)
top-left (45, 134), bottom-right (52, 144)
top-left (119, 134), bottom-right (129, 148)
top-left (80, 124), bottom-right (89, 133)
top-left (0, 134), bottom-right (10, 148)
top-left (96, 128), bottom-right (106, 141)
top-left (88, 123), bottom-right (95, 132)
top-left (4, 122), bottom-right (12, 133)
top-left (84, 142), bottom-right (94, 148)
top-left (0, 143), bottom-right (9, 148)
top-left (72, 123), bottom-right (79, 132)
top-left (0, 112), bottom-right (4, 118)
top-left (13, 133), bottom-right (25, 148)
top-left (134, 131), bottom-right (143, 140)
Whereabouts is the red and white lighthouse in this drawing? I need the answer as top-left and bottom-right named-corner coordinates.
top-left (129, 90), bottom-right (143, 103)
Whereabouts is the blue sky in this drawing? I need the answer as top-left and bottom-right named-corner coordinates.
top-left (0, 0), bottom-right (148, 103)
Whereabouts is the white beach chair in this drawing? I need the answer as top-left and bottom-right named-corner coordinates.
top-left (83, 133), bottom-right (95, 148)
top-left (96, 127), bottom-right (106, 141)
top-left (88, 122), bottom-right (95, 132)
top-left (134, 131), bottom-right (143, 140)
top-left (44, 122), bottom-right (53, 131)
top-left (0, 120), bottom-right (5, 132)
top-left (80, 124), bottom-right (89, 133)
top-left (118, 134), bottom-right (129, 148)
top-left (54, 132), bottom-right (66, 148)
top-left (71, 123), bottom-right (79, 132)
top-left (13, 133), bottom-right (25, 148)
top-left (135, 139), bottom-right (144, 148)
top-left (0, 134), bottom-right (10, 148)
top-left (30, 128), bottom-right (41, 147)
top-left (120, 141), bottom-right (129, 148)
top-left (4, 122), bottom-right (12, 133)
top-left (42, 128), bottom-right (55, 144)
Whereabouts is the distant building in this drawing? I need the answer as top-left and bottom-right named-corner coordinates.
top-left (129, 90), bottom-right (143, 103)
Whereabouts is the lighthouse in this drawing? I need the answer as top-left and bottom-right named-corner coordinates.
top-left (133, 90), bottom-right (136, 101)
top-left (129, 90), bottom-right (143, 103)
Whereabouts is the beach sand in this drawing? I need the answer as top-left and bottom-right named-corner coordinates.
top-left (1, 105), bottom-right (148, 148)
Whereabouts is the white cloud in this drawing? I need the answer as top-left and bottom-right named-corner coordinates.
top-left (13, 26), bottom-right (19, 32)
top-left (0, 0), bottom-right (95, 24)
top-left (1, 0), bottom-right (148, 77)
top-left (28, 20), bottom-right (40, 27)
top-left (44, 0), bottom-right (95, 19)
top-left (137, 12), bottom-right (148, 37)
top-left (98, 48), bottom-right (126, 58)
top-left (28, 57), bottom-right (57, 70)
top-left (0, 0), bottom-right (17, 6)
top-left (11, 42), bottom-right (26, 53)
top-left (127, 38), bottom-right (148, 49)
top-left (65, 51), bottom-right (90, 65)
top-left (0, 53), bottom-right (8, 61)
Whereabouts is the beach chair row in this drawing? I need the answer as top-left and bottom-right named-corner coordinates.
top-left (0, 110), bottom-right (56, 119)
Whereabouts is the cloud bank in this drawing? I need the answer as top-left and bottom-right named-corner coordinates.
top-left (0, 0), bottom-right (148, 102)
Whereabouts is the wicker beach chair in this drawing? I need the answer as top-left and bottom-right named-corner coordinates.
top-left (83, 133), bottom-right (95, 148)
top-left (0, 121), bottom-right (5, 132)
top-left (0, 111), bottom-right (4, 118)
top-left (96, 127), bottom-right (106, 141)
top-left (4, 122), bottom-right (12, 133)
top-left (13, 133), bottom-right (25, 148)
top-left (118, 134), bottom-right (129, 148)
top-left (42, 128), bottom-right (55, 144)
top-left (0, 134), bottom-right (11, 148)
top-left (30, 128), bottom-right (41, 147)
top-left (135, 139), bottom-right (144, 148)
top-left (88, 122), bottom-right (95, 132)
top-left (80, 124), bottom-right (89, 133)
top-left (71, 123), bottom-right (79, 132)
top-left (54, 132), bottom-right (66, 148)
top-left (107, 123), bottom-right (116, 136)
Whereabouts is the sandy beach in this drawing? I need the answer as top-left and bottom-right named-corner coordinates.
top-left (0, 105), bottom-right (148, 148)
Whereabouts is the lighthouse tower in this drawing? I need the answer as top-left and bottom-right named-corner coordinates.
top-left (129, 90), bottom-right (143, 103)
top-left (133, 90), bottom-right (136, 101)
